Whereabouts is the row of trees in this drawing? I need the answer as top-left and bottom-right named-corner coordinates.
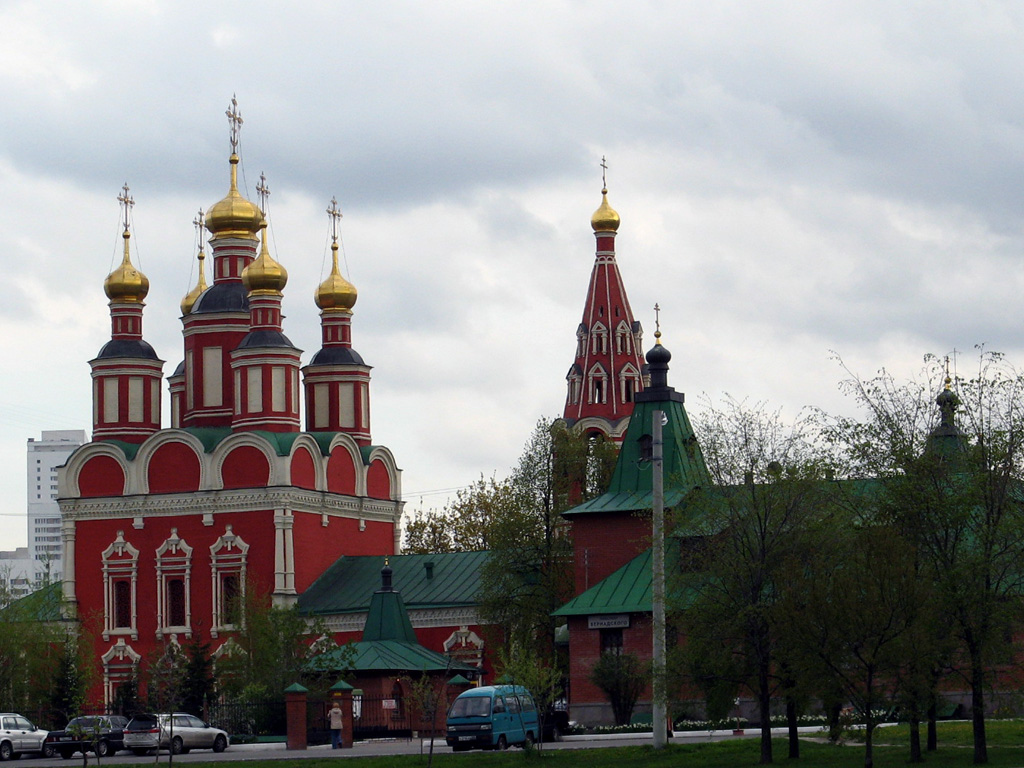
top-left (0, 588), bottom-right (347, 729)
top-left (675, 351), bottom-right (1024, 767)
top-left (405, 418), bottom-right (616, 658)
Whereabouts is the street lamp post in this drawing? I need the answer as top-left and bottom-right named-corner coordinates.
top-left (652, 409), bottom-right (667, 748)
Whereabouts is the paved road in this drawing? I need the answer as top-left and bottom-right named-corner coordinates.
top-left (22, 731), bottom-right (760, 764)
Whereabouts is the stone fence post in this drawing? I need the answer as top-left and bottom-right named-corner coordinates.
top-left (284, 682), bottom-right (308, 750)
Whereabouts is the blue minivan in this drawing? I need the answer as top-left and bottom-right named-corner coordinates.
top-left (445, 685), bottom-right (539, 751)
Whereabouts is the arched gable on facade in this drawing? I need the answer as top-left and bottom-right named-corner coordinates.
top-left (210, 432), bottom-right (282, 489)
top-left (327, 434), bottom-right (363, 496)
top-left (363, 445), bottom-right (401, 501)
top-left (136, 430), bottom-right (207, 494)
top-left (65, 444), bottom-right (130, 499)
top-left (288, 434), bottom-right (328, 491)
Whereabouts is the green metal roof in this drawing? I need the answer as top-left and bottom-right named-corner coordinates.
top-left (362, 583), bottom-right (418, 643)
top-left (298, 551), bottom-right (488, 616)
top-left (563, 391), bottom-right (710, 517)
top-left (316, 639), bottom-right (478, 674)
top-left (1, 582), bottom-right (63, 622)
top-left (553, 550), bottom-right (653, 616)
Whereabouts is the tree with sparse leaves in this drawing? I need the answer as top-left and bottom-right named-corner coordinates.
top-left (674, 397), bottom-right (833, 765)
top-left (823, 350), bottom-right (1024, 766)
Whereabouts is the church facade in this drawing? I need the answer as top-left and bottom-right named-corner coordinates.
top-left (55, 105), bottom-right (476, 704)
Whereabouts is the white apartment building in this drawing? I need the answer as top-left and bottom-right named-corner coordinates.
top-left (26, 429), bottom-right (86, 587)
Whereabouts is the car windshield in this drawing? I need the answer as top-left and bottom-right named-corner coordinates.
top-left (449, 696), bottom-right (491, 718)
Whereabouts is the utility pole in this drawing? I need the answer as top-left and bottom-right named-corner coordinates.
top-left (652, 409), bottom-right (667, 748)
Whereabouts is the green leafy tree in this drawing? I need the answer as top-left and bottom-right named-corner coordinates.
top-left (144, 640), bottom-right (187, 712)
top-left (825, 351), bottom-right (1024, 765)
top-left (589, 652), bottom-right (648, 726)
top-left (49, 635), bottom-right (89, 725)
top-left (216, 585), bottom-right (334, 699)
top-left (479, 419), bottom-right (606, 658)
top-left (403, 475), bottom-right (515, 554)
top-left (675, 397), bottom-right (831, 764)
top-left (781, 522), bottom-right (926, 768)
top-left (180, 631), bottom-right (216, 717)
top-left (497, 645), bottom-right (564, 751)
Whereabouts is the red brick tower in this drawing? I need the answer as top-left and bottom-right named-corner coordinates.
top-left (89, 184), bottom-right (164, 444)
top-left (562, 163), bottom-right (645, 442)
top-left (302, 198), bottom-right (373, 444)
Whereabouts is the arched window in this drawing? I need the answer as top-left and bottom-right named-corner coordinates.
top-left (113, 581), bottom-right (131, 628)
top-left (588, 363), bottom-right (608, 404)
top-left (156, 529), bottom-right (192, 637)
top-left (102, 531), bottom-right (139, 641)
top-left (210, 526), bottom-right (249, 637)
top-left (590, 322), bottom-right (608, 355)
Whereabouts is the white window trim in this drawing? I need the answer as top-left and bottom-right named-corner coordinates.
top-left (101, 639), bottom-right (141, 708)
top-left (155, 529), bottom-right (193, 639)
top-left (210, 526), bottom-right (249, 638)
top-left (101, 531), bottom-right (139, 641)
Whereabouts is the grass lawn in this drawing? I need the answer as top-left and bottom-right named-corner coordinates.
top-left (112, 728), bottom-right (1024, 768)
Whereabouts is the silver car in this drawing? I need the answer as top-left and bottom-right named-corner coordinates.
top-left (0, 713), bottom-right (52, 760)
top-left (123, 713), bottom-right (228, 755)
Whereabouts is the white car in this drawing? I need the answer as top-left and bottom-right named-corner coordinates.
top-left (0, 713), bottom-right (52, 760)
top-left (123, 714), bottom-right (228, 755)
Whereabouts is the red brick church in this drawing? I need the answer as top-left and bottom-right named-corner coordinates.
top-left (57, 103), bottom-right (483, 704)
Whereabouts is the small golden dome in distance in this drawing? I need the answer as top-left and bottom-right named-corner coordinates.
top-left (206, 154), bottom-right (264, 240)
top-left (180, 251), bottom-right (208, 315)
top-left (242, 224), bottom-right (288, 294)
top-left (316, 241), bottom-right (357, 311)
top-left (105, 228), bottom-right (150, 303)
top-left (591, 188), bottom-right (620, 232)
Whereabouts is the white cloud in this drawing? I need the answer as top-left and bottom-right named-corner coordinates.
top-left (2, 1), bottom-right (1024, 547)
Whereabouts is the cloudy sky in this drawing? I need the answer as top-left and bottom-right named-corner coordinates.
top-left (2, 1), bottom-right (1023, 549)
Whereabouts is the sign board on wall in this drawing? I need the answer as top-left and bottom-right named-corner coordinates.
top-left (588, 614), bottom-right (630, 630)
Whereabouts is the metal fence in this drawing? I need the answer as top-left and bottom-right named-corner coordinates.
top-left (205, 698), bottom-right (286, 741)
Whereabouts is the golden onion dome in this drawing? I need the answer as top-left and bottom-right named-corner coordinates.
top-left (206, 154), bottom-right (264, 240)
top-left (104, 228), bottom-right (150, 303)
top-left (242, 223), bottom-right (288, 294)
top-left (180, 248), bottom-right (208, 315)
top-left (315, 240), bottom-right (358, 311)
top-left (591, 187), bottom-right (620, 233)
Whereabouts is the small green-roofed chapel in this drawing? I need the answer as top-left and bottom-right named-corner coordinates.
top-left (308, 558), bottom-right (478, 679)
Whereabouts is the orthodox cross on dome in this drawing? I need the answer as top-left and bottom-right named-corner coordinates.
top-left (226, 95), bottom-right (243, 152)
top-left (327, 196), bottom-right (343, 244)
top-left (600, 155), bottom-right (608, 193)
top-left (256, 172), bottom-right (270, 215)
top-left (117, 183), bottom-right (134, 232)
top-left (654, 302), bottom-right (662, 343)
top-left (193, 208), bottom-right (206, 255)
top-left (944, 354), bottom-right (953, 390)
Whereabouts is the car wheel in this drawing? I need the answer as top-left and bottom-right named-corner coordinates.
top-left (550, 725), bottom-right (563, 742)
top-left (496, 735), bottom-right (508, 751)
top-left (42, 744), bottom-right (55, 759)
top-left (95, 741), bottom-right (109, 758)
top-left (170, 737), bottom-right (183, 755)
top-left (523, 732), bottom-right (534, 749)
top-left (0, 741), bottom-right (11, 761)
top-left (212, 735), bottom-right (227, 754)
top-left (59, 750), bottom-right (74, 759)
